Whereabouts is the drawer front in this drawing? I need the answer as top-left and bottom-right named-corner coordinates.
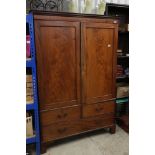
top-left (82, 101), bottom-right (115, 118)
top-left (42, 123), bottom-right (81, 142)
top-left (41, 114), bottom-right (114, 142)
top-left (80, 114), bottom-right (114, 131)
top-left (40, 105), bottom-right (81, 126)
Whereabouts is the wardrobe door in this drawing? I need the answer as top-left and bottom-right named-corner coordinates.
top-left (34, 19), bottom-right (81, 110)
top-left (81, 22), bottom-right (118, 105)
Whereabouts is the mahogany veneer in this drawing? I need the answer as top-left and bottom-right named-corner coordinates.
top-left (33, 12), bottom-right (118, 153)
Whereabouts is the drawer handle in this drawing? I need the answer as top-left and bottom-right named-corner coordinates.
top-left (95, 107), bottom-right (103, 112)
top-left (57, 113), bottom-right (68, 119)
top-left (63, 113), bottom-right (68, 118)
top-left (58, 128), bottom-right (67, 134)
top-left (57, 114), bottom-right (62, 119)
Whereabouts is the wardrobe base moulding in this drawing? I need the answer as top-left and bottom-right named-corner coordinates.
top-left (40, 114), bottom-right (116, 153)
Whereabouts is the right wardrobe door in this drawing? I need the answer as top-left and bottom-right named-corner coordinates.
top-left (81, 22), bottom-right (118, 106)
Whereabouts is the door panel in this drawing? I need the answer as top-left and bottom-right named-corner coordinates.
top-left (81, 22), bottom-right (117, 104)
top-left (34, 20), bottom-right (81, 110)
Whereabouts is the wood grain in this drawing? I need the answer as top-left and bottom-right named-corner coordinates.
top-left (33, 14), bottom-right (118, 149)
top-left (40, 105), bottom-right (81, 126)
top-left (34, 13), bottom-right (118, 24)
top-left (35, 20), bottom-right (81, 110)
top-left (81, 22), bottom-right (117, 104)
top-left (41, 114), bottom-right (114, 142)
top-left (82, 101), bottom-right (115, 118)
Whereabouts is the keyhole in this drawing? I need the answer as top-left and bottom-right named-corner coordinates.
top-left (107, 44), bottom-right (111, 48)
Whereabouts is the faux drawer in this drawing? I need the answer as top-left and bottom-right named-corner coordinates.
top-left (80, 114), bottom-right (114, 131)
top-left (82, 101), bottom-right (115, 118)
top-left (42, 122), bottom-right (81, 142)
top-left (40, 105), bottom-right (81, 126)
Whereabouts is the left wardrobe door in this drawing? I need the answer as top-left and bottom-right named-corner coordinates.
top-left (34, 19), bottom-right (81, 110)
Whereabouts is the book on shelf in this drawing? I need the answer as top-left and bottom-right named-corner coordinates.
top-left (116, 65), bottom-right (129, 78)
top-left (26, 75), bottom-right (34, 104)
top-left (26, 88), bottom-right (33, 96)
top-left (117, 65), bottom-right (124, 76)
top-left (26, 96), bottom-right (34, 104)
top-left (26, 35), bottom-right (31, 59)
top-left (116, 83), bottom-right (129, 98)
top-left (26, 75), bottom-right (32, 82)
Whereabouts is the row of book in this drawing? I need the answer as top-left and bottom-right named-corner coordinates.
top-left (117, 65), bottom-right (129, 78)
top-left (26, 75), bottom-right (34, 104)
top-left (26, 26), bottom-right (36, 154)
top-left (117, 65), bottom-right (124, 77)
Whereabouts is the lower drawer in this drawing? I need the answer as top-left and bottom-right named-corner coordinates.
top-left (41, 114), bottom-right (114, 142)
top-left (41, 122), bottom-right (80, 142)
top-left (82, 101), bottom-right (115, 118)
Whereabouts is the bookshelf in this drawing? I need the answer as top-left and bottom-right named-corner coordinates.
top-left (26, 13), bottom-right (40, 155)
top-left (106, 3), bottom-right (129, 133)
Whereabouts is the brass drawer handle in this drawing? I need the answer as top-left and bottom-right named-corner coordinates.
top-left (57, 114), bottom-right (61, 119)
top-left (58, 128), bottom-right (67, 134)
top-left (95, 107), bottom-right (103, 112)
top-left (63, 113), bottom-right (67, 118)
top-left (57, 113), bottom-right (68, 119)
